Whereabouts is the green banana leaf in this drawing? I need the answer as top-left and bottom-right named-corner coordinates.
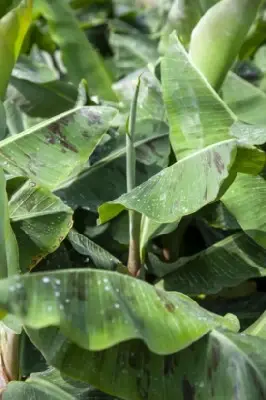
top-left (0, 170), bottom-right (19, 278)
top-left (35, 0), bottom-right (117, 101)
top-left (156, 232), bottom-right (266, 295)
top-left (0, 106), bottom-right (117, 190)
top-left (0, 0), bottom-right (32, 99)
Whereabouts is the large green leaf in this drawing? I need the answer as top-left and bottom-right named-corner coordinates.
top-left (0, 269), bottom-right (237, 354)
top-left (155, 232), bottom-right (266, 295)
top-left (0, 0), bottom-right (32, 99)
top-left (0, 106), bottom-right (117, 190)
top-left (222, 174), bottom-right (266, 249)
top-left (35, 0), bottom-right (117, 101)
top-left (8, 178), bottom-right (73, 271)
top-left (223, 72), bottom-right (266, 124)
top-left (99, 140), bottom-right (237, 224)
top-left (161, 33), bottom-right (235, 159)
top-left (26, 329), bottom-right (266, 400)
top-left (189, 0), bottom-right (261, 90)
top-left (0, 170), bottom-right (19, 278)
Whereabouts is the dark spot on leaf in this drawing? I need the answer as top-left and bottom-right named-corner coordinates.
top-left (61, 148), bottom-right (67, 153)
top-left (182, 376), bottom-right (195, 400)
top-left (49, 122), bottom-right (61, 135)
top-left (88, 111), bottom-right (101, 124)
top-left (204, 187), bottom-right (208, 200)
top-left (47, 120), bottom-right (78, 153)
top-left (46, 134), bottom-right (56, 145)
top-left (213, 151), bottom-right (224, 174)
top-left (82, 132), bottom-right (89, 138)
top-left (165, 302), bottom-right (175, 312)
top-left (155, 288), bottom-right (175, 312)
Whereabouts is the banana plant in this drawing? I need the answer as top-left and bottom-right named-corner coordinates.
top-left (1, 1), bottom-right (266, 399)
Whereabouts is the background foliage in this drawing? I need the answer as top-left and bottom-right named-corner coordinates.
top-left (1, 0), bottom-right (266, 399)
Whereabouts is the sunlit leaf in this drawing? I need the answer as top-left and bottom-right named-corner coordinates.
top-left (99, 140), bottom-right (237, 224)
top-left (189, 0), bottom-right (261, 89)
top-left (0, 269), bottom-right (238, 355)
top-left (0, 106), bottom-right (117, 190)
top-left (0, 0), bottom-right (32, 99)
top-left (161, 33), bottom-right (235, 159)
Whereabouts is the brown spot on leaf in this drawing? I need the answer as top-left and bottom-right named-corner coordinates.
top-left (165, 302), bottom-right (175, 312)
top-left (155, 289), bottom-right (175, 312)
top-left (213, 151), bottom-right (224, 174)
top-left (49, 122), bottom-right (61, 134)
top-left (182, 376), bottom-right (195, 400)
top-left (46, 120), bottom-right (78, 153)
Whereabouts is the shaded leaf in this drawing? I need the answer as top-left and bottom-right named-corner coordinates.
top-left (223, 72), bottom-right (266, 124)
top-left (156, 233), bottom-right (266, 295)
top-left (0, 170), bottom-right (19, 278)
top-left (0, 106), bottom-right (117, 190)
top-left (8, 178), bottom-right (73, 271)
top-left (25, 330), bottom-right (266, 400)
top-left (36, 0), bottom-right (117, 101)
top-left (0, 101), bottom-right (7, 139)
top-left (99, 140), bottom-right (237, 224)
top-left (222, 174), bottom-right (266, 249)
top-left (7, 77), bottom-right (78, 119)
top-left (12, 55), bottom-right (58, 83)
top-left (110, 22), bottom-right (158, 77)
top-left (159, 0), bottom-right (202, 50)
top-left (68, 230), bottom-right (126, 272)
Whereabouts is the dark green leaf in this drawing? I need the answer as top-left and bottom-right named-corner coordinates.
top-left (36, 0), bottom-right (117, 101)
top-left (156, 233), bottom-right (266, 295)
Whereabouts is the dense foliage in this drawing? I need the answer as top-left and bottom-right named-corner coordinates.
top-left (1, 0), bottom-right (266, 398)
